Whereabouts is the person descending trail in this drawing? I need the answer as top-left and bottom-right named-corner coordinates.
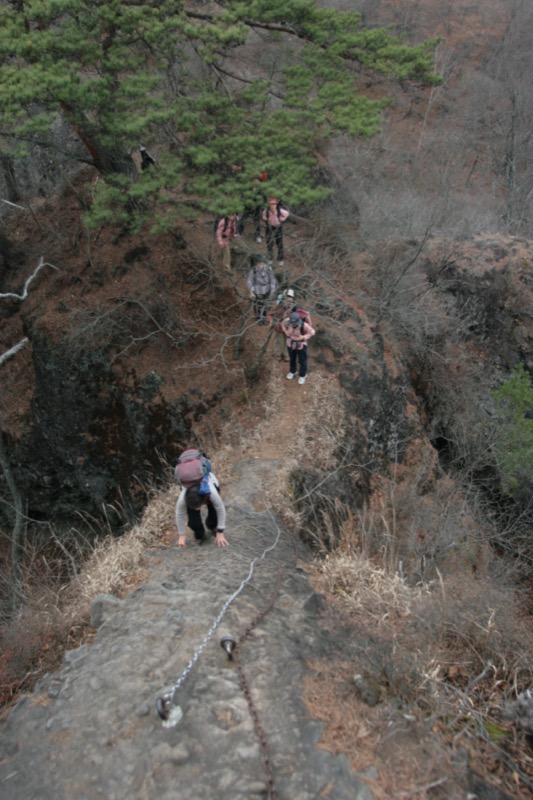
top-left (238, 167), bottom-right (268, 243)
top-left (262, 198), bottom-right (289, 266)
top-left (175, 450), bottom-right (229, 547)
top-left (270, 288), bottom-right (296, 361)
top-left (139, 145), bottom-right (156, 170)
top-left (215, 214), bottom-right (239, 272)
top-left (247, 253), bottom-right (277, 323)
top-left (281, 310), bottom-right (316, 385)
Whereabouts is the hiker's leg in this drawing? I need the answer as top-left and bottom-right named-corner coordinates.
top-left (222, 244), bottom-right (231, 271)
top-left (237, 209), bottom-right (250, 236)
top-left (288, 347), bottom-right (297, 374)
top-left (205, 499), bottom-right (218, 532)
top-left (253, 297), bottom-right (262, 320)
top-left (187, 507), bottom-right (206, 541)
top-left (275, 227), bottom-right (284, 261)
top-left (266, 225), bottom-right (274, 260)
top-left (260, 292), bottom-right (270, 319)
top-left (298, 346), bottom-right (308, 378)
top-left (253, 207), bottom-right (262, 240)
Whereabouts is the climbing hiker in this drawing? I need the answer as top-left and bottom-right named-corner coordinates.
top-left (270, 287), bottom-right (296, 361)
top-left (175, 451), bottom-right (228, 547)
top-left (262, 198), bottom-right (289, 266)
top-left (281, 310), bottom-right (316, 385)
top-left (238, 167), bottom-right (268, 243)
top-left (139, 145), bottom-right (156, 170)
top-left (215, 213), bottom-right (240, 271)
top-left (247, 253), bottom-right (277, 323)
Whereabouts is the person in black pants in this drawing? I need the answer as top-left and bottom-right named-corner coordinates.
top-left (175, 473), bottom-right (228, 547)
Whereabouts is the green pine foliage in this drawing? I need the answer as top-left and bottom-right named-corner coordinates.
top-left (492, 364), bottom-right (533, 499)
top-left (0, 0), bottom-right (440, 226)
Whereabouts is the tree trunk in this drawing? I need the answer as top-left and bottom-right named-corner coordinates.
top-left (0, 152), bottom-right (21, 202)
top-left (0, 429), bottom-right (25, 611)
top-left (60, 102), bottom-right (138, 179)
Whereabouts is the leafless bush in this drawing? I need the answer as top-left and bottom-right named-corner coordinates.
top-left (414, 573), bottom-right (533, 684)
top-left (65, 297), bottom-right (199, 358)
top-left (320, 551), bottom-right (429, 621)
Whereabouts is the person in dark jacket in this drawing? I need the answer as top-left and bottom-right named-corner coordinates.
top-left (139, 145), bottom-right (156, 170)
top-left (262, 198), bottom-right (289, 266)
top-left (238, 168), bottom-right (268, 242)
top-left (246, 253), bottom-right (277, 323)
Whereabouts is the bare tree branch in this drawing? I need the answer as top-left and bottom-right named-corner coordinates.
top-left (0, 338), bottom-right (28, 367)
top-left (0, 257), bottom-right (58, 301)
top-left (0, 198), bottom-right (26, 210)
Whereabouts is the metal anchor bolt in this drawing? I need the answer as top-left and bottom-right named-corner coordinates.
top-left (220, 636), bottom-right (237, 660)
top-left (155, 693), bottom-right (173, 721)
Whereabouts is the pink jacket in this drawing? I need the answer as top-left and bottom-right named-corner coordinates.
top-left (262, 203), bottom-right (289, 228)
top-left (280, 318), bottom-right (316, 350)
top-left (216, 216), bottom-right (238, 247)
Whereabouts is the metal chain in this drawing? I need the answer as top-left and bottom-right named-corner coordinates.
top-left (156, 516), bottom-right (283, 723)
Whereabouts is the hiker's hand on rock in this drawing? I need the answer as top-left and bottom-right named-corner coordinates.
top-left (215, 532), bottom-right (229, 547)
top-left (178, 534), bottom-right (187, 548)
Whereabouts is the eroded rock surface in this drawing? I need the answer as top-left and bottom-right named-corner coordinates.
top-left (0, 459), bottom-right (372, 800)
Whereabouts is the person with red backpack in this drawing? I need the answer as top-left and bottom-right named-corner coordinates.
top-left (281, 309), bottom-right (316, 385)
top-left (270, 287), bottom-right (296, 360)
top-left (175, 450), bottom-right (228, 547)
top-left (215, 213), bottom-right (239, 271)
top-left (262, 198), bottom-right (289, 266)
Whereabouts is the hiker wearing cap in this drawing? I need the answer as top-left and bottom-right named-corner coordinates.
top-left (247, 253), bottom-right (277, 323)
top-left (216, 213), bottom-right (240, 271)
top-left (271, 288), bottom-right (296, 360)
top-left (175, 471), bottom-right (228, 548)
top-left (262, 198), bottom-right (289, 266)
top-left (281, 310), bottom-right (316, 385)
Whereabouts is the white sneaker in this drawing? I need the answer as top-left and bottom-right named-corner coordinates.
top-left (255, 236), bottom-right (262, 243)
top-left (278, 260), bottom-right (284, 267)
top-left (287, 372), bottom-right (296, 380)
top-left (298, 375), bottom-right (307, 385)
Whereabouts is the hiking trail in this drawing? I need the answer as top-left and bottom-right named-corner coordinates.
top-left (0, 363), bottom-right (372, 799)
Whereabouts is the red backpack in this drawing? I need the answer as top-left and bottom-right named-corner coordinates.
top-left (293, 307), bottom-right (311, 330)
top-left (175, 449), bottom-right (212, 493)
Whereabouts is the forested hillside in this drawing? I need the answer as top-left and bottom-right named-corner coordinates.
top-left (1, 1), bottom-right (532, 798)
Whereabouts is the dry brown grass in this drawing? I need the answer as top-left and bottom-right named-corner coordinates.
top-left (318, 551), bottom-right (428, 621)
top-left (304, 548), bottom-right (533, 799)
top-left (0, 489), bottom-right (171, 714)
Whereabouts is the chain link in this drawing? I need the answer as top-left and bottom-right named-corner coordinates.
top-left (230, 569), bottom-right (283, 800)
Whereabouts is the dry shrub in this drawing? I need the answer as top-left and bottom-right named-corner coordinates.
top-left (318, 551), bottom-right (428, 622)
top-left (69, 489), bottom-right (170, 605)
top-left (414, 573), bottom-right (533, 684)
top-left (307, 552), bottom-right (533, 799)
top-left (0, 584), bottom-right (91, 709)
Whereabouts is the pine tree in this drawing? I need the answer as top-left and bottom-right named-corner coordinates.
top-left (0, 0), bottom-right (440, 225)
